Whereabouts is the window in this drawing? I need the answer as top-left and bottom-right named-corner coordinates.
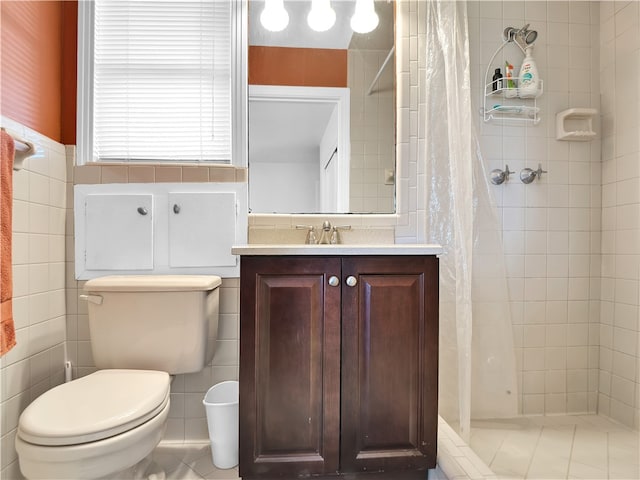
top-left (77, 0), bottom-right (246, 165)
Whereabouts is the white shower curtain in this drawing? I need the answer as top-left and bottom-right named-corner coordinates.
top-left (422, 0), bottom-right (518, 440)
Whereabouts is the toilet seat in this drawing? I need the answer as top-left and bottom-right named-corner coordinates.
top-left (15, 396), bottom-right (170, 480)
top-left (18, 369), bottom-right (170, 446)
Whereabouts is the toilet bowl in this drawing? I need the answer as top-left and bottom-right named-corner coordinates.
top-left (15, 370), bottom-right (170, 479)
top-left (15, 275), bottom-right (222, 479)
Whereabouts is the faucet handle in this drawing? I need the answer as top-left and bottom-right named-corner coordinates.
top-left (535, 163), bottom-right (548, 178)
top-left (520, 163), bottom-right (548, 184)
top-left (296, 225), bottom-right (318, 244)
top-left (329, 225), bottom-right (351, 245)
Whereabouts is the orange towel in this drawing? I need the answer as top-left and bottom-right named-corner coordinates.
top-left (1, 130), bottom-right (16, 355)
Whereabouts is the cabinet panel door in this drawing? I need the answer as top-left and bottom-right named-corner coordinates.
top-left (85, 194), bottom-right (153, 270)
top-left (168, 192), bottom-right (237, 267)
top-left (240, 257), bottom-right (341, 478)
top-left (341, 256), bottom-right (439, 473)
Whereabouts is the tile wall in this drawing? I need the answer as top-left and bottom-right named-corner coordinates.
top-left (598, 1), bottom-right (640, 429)
top-left (468, 1), bottom-right (602, 416)
top-left (0, 119), bottom-right (68, 479)
top-left (348, 48), bottom-right (396, 213)
top-left (73, 164), bottom-right (247, 184)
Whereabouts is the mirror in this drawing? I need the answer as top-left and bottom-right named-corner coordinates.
top-left (248, 0), bottom-right (396, 214)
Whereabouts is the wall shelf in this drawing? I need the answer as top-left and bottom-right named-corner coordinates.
top-left (483, 79), bottom-right (543, 124)
top-left (556, 108), bottom-right (598, 141)
top-left (482, 49), bottom-right (543, 125)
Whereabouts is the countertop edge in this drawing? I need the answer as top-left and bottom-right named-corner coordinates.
top-left (231, 244), bottom-right (444, 256)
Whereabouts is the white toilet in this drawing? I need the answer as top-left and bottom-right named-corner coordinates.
top-left (15, 275), bottom-right (222, 480)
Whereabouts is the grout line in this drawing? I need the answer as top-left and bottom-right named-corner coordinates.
top-left (523, 425), bottom-right (544, 479)
top-left (488, 427), bottom-right (509, 469)
top-left (606, 430), bottom-right (610, 480)
top-left (564, 423), bottom-right (577, 480)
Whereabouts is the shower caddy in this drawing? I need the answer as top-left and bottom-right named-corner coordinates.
top-left (482, 27), bottom-right (543, 124)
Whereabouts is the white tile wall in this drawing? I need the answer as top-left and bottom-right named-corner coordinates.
top-left (348, 49), bottom-right (396, 213)
top-left (598, 0), bottom-right (640, 429)
top-left (468, 1), bottom-right (602, 416)
top-left (0, 118), bottom-right (67, 479)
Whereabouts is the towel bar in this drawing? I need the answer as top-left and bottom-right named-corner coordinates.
top-left (1, 127), bottom-right (36, 171)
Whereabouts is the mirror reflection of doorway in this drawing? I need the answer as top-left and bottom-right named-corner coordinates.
top-left (248, 86), bottom-right (350, 214)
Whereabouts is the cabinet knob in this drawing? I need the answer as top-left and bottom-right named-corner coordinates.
top-left (345, 276), bottom-right (357, 287)
top-left (137, 207), bottom-right (148, 215)
top-left (328, 275), bottom-right (340, 287)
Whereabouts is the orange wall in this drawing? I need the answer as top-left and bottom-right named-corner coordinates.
top-left (1, 1), bottom-right (77, 144)
top-left (249, 46), bottom-right (347, 88)
top-left (60, 1), bottom-right (77, 145)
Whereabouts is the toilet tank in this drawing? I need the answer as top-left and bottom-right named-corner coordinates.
top-left (83, 275), bottom-right (221, 375)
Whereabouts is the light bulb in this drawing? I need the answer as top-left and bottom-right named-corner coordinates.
top-left (350, 0), bottom-right (379, 34)
top-left (260, 0), bottom-right (289, 32)
top-left (307, 0), bottom-right (336, 32)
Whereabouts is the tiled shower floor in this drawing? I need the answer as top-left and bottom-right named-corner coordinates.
top-left (470, 415), bottom-right (639, 479)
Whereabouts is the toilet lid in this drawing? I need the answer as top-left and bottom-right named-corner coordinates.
top-left (18, 370), bottom-right (171, 446)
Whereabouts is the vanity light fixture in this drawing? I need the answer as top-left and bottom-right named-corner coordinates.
top-left (350, 0), bottom-right (379, 34)
top-left (260, 0), bottom-right (289, 32)
top-left (307, 0), bottom-right (336, 32)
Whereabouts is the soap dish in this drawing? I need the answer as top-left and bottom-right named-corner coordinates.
top-left (556, 108), bottom-right (598, 141)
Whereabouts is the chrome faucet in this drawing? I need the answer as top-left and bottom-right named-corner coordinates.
top-left (317, 221), bottom-right (351, 244)
top-left (318, 221), bottom-right (332, 244)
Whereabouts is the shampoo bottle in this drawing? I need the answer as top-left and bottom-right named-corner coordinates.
top-left (518, 46), bottom-right (540, 98)
top-left (492, 68), bottom-right (503, 91)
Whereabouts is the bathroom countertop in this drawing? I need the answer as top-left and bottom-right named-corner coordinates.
top-left (231, 244), bottom-right (443, 256)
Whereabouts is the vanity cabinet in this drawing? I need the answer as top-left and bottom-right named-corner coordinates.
top-left (239, 255), bottom-right (439, 479)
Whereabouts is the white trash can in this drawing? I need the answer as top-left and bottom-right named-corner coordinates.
top-left (203, 381), bottom-right (239, 469)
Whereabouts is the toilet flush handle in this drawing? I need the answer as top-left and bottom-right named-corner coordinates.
top-left (80, 294), bottom-right (103, 305)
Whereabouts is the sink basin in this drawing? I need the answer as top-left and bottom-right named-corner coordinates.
top-left (231, 244), bottom-right (443, 256)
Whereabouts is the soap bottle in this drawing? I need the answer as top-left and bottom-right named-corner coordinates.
top-left (518, 46), bottom-right (539, 98)
top-left (504, 61), bottom-right (517, 98)
top-left (492, 68), bottom-right (503, 92)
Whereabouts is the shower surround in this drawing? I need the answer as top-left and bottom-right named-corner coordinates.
top-left (468, 0), bottom-right (639, 429)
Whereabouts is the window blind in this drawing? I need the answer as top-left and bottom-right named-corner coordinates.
top-left (93, 0), bottom-right (231, 162)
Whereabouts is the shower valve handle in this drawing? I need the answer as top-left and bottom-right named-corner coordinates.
top-left (520, 164), bottom-right (547, 184)
top-left (490, 164), bottom-right (514, 185)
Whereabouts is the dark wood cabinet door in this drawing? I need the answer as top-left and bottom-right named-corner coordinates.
top-left (340, 256), bottom-right (439, 473)
top-left (239, 256), bottom-right (342, 479)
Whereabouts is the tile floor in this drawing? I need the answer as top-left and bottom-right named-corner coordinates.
top-left (469, 415), bottom-right (640, 479)
top-left (150, 443), bottom-right (239, 480)
top-left (143, 414), bottom-right (640, 480)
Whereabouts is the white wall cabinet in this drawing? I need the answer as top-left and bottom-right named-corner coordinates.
top-left (168, 192), bottom-right (237, 268)
top-left (85, 194), bottom-right (154, 270)
top-left (75, 183), bottom-right (247, 279)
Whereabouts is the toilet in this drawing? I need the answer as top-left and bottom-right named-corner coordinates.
top-left (15, 275), bottom-right (222, 480)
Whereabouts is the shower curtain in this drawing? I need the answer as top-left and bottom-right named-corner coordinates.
top-left (421, 0), bottom-right (518, 440)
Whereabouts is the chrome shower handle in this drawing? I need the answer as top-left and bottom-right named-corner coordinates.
top-left (490, 164), bottom-right (514, 185)
top-left (520, 163), bottom-right (548, 184)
